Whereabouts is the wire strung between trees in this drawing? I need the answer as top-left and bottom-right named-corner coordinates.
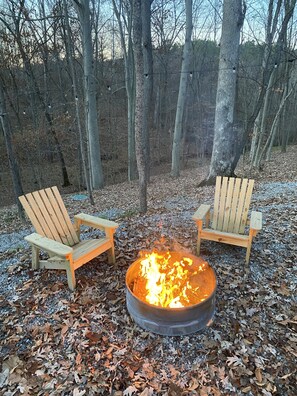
top-left (6, 55), bottom-right (296, 115)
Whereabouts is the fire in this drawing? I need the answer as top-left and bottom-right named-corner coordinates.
top-left (131, 251), bottom-right (210, 308)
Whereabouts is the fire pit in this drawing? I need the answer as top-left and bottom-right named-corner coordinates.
top-left (126, 251), bottom-right (217, 336)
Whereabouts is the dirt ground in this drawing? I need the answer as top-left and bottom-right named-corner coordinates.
top-left (0, 146), bottom-right (296, 395)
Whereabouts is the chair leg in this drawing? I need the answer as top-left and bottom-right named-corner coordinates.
top-left (32, 246), bottom-right (40, 269)
top-left (245, 241), bottom-right (252, 264)
top-left (108, 245), bottom-right (115, 264)
top-left (246, 230), bottom-right (256, 264)
top-left (196, 232), bottom-right (202, 256)
top-left (66, 264), bottom-right (76, 291)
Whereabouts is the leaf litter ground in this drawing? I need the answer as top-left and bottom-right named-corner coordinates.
top-left (0, 147), bottom-right (296, 396)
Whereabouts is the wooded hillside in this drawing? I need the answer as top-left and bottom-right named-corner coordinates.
top-left (1, 0), bottom-right (297, 209)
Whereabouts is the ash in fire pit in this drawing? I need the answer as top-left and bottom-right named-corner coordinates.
top-left (126, 251), bottom-right (217, 336)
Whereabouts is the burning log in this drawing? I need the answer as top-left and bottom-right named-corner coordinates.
top-left (130, 251), bottom-right (210, 307)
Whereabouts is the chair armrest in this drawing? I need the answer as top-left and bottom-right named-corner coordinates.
top-left (192, 204), bottom-right (211, 221)
top-left (250, 211), bottom-right (262, 231)
top-left (24, 233), bottom-right (73, 258)
top-left (74, 213), bottom-right (119, 231)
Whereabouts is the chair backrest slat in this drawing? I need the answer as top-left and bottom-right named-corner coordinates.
top-left (238, 179), bottom-right (254, 234)
top-left (212, 176), bottom-right (222, 230)
top-left (212, 177), bottom-right (254, 235)
top-left (227, 178), bottom-right (242, 232)
top-left (19, 194), bottom-right (48, 237)
top-left (232, 179), bottom-right (248, 234)
top-left (39, 188), bottom-right (73, 245)
top-left (216, 177), bottom-right (228, 231)
top-left (222, 177), bottom-right (235, 232)
top-left (19, 186), bottom-right (79, 246)
top-left (32, 191), bottom-right (63, 243)
top-left (45, 187), bottom-right (79, 245)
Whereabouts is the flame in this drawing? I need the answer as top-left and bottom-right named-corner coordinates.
top-left (132, 251), bottom-right (209, 308)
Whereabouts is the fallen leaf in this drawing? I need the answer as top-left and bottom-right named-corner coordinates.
top-left (255, 367), bottom-right (262, 383)
top-left (241, 386), bottom-right (251, 393)
top-left (0, 368), bottom-right (9, 388)
top-left (139, 387), bottom-right (154, 396)
top-left (226, 356), bottom-right (244, 367)
top-left (85, 331), bottom-right (101, 342)
top-left (73, 388), bottom-right (86, 396)
top-left (75, 353), bottom-right (82, 365)
top-left (123, 385), bottom-right (138, 396)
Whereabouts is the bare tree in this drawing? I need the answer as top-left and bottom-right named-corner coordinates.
top-left (63, 0), bottom-right (94, 204)
top-left (0, 83), bottom-right (24, 216)
top-left (152, 0), bottom-right (185, 161)
top-left (72, 0), bottom-right (104, 189)
top-left (0, 0), bottom-right (71, 187)
top-left (171, 0), bottom-right (193, 178)
top-left (200, 0), bottom-right (246, 185)
top-left (142, 0), bottom-right (154, 181)
top-left (238, 0), bottom-right (296, 170)
top-left (249, 0), bottom-right (296, 167)
top-left (112, 0), bottom-right (138, 181)
top-left (133, 0), bottom-right (147, 212)
top-left (260, 64), bottom-right (297, 162)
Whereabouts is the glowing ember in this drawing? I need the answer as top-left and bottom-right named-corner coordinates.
top-left (131, 251), bottom-right (211, 308)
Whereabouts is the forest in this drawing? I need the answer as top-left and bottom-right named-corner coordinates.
top-left (0, 0), bottom-right (297, 395)
top-left (1, 0), bottom-right (297, 210)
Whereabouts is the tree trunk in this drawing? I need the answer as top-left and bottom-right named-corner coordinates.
top-left (0, 83), bottom-right (24, 216)
top-left (63, 0), bottom-right (94, 204)
top-left (127, 80), bottom-right (137, 181)
top-left (263, 71), bottom-right (296, 161)
top-left (281, 88), bottom-right (292, 152)
top-left (249, 111), bottom-right (262, 162)
top-left (171, 0), bottom-right (193, 178)
top-left (252, 68), bottom-right (276, 168)
top-left (200, 0), bottom-right (245, 185)
top-left (133, 0), bottom-right (147, 213)
top-left (73, 0), bottom-right (104, 190)
top-left (142, 0), bottom-right (153, 181)
top-left (112, 0), bottom-right (138, 181)
top-left (234, 0), bottom-right (296, 170)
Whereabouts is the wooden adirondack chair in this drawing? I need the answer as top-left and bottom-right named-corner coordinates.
top-left (193, 176), bottom-right (262, 264)
top-left (19, 186), bottom-right (119, 290)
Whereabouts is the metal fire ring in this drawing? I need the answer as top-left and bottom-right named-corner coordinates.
top-left (126, 252), bottom-right (217, 336)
